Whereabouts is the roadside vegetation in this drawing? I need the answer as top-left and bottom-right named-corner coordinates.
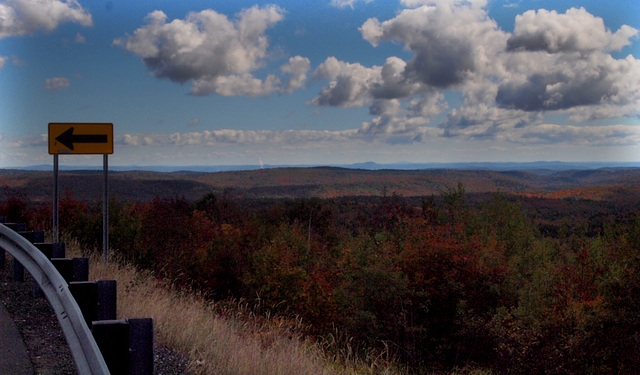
top-left (68, 239), bottom-right (397, 375)
top-left (2, 180), bottom-right (640, 373)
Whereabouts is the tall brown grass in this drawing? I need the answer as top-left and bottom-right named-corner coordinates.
top-left (66, 241), bottom-right (404, 375)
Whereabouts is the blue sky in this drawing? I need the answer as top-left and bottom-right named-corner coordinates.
top-left (0, 0), bottom-right (639, 167)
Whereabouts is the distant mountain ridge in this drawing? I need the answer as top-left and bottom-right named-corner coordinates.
top-left (12, 161), bottom-right (640, 173)
top-left (2, 165), bottom-right (639, 202)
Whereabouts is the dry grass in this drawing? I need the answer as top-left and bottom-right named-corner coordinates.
top-left (66, 241), bottom-right (403, 375)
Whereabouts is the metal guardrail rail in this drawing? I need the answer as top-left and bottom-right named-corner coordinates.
top-left (0, 224), bottom-right (110, 375)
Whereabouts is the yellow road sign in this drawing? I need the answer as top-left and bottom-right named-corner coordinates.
top-left (49, 123), bottom-right (113, 154)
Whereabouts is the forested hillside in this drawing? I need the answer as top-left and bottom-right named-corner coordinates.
top-left (2, 167), bottom-right (640, 373)
top-left (2, 167), bottom-right (640, 202)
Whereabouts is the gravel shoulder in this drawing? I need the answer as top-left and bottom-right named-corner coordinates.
top-left (0, 255), bottom-right (192, 375)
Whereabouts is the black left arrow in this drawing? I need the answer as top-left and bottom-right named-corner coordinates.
top-left (55, 127), bottom-right (108, 150)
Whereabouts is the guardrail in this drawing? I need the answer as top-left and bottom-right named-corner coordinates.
top-left (0, 223), bottom-right (111, 375)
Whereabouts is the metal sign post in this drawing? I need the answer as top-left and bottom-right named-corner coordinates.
top-left (53, 154), bottom-right (59, 242)
top-left (103, 154), bottom-right (109, 261)
top-left (48, 123), bottom-right (114, 261)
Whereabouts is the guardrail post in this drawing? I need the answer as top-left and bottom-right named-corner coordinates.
top-left (18, 230), bottom-right (45, 244)
top-left (13, 229), bottom-right (43, 281)
top-left (129, 318), bottom-right (154, 375)
top-left (91, 318), bottom-right (155, 375)
top-left (0, 216), bottom-right (5, 268)
top-left (34, 242), bottom-right (66, 259)
top-left (97, 280), bottom-right (117, 321)
top-left (13, 258), bottom-right (24, 281)
top-left (33, 243), bottom-right (69, 298)
top-left (92, 319), bottom-right (130, 375)
top-left (51, 258), bottom-right (74, 282)
top-left (0, 246), bottom-right (4, 268)
top-left (2, 224), bottom-right (26, 269)
top-left (69, 279), bottom-right (117, 328)
top-left (73, 257), bottom-right (89, 282)
top-left (5, 223), bottom-right (26, 231)
top-left (69, 281), bottom-right (99, 327)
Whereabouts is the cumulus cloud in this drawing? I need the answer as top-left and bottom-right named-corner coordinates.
top-left (497, 52), bottom-right (640, 113)
top-left (281, 56), bottom-right (311, 93)
top-left (114, 6), bottom-right (309, 97)
top-left (0, 55), bottom-right (6, 69)
top-left (43, 76), bottom-right (70, 90)
top-left (310, 57), bottom-right (382, 107)
top-left (310, 1), bottom-right (639, 145)
top-left (507, 7), bottom-right (638, 53)
top-left (360, 1), bottom-right (506, 88)
top-left (496, 9), bottom-right (640, 119)
top-left (0, 0), bottom-right (92, 39)
top-left (310, 56), bottom-right (427, 108)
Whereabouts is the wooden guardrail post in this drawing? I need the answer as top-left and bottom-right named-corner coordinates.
top-left (69, 279), bottom-right (117, 327)
top-left (51, 257), bottom-right (89, 283)
top-left (5, 223), bottom-right (26, 231)
top-left (32, 243), bottom-right (70, 298)
top-left (34, 242), bottom-right (66, 259)
top-left (0, 243), bottom-right (3, 268)
top-left (92, 319), bottom-right (130, 374)
top-left (18, 230), bottom-right (45, 243)
top-left (13, 229), bottom-right (44, 281)
top-left (92, 318), bottom-right (155, 375)
top-left (97, 280), bottom-right (117, 321)
top-left (0, 216), bottom-right (4, 268)
top-left (13, 257), bottom-right (24, 281)
top-left (69, 281), bottom-right (99, 327)
top-left (128, 318), bottom-right (154, 375)
top-left (2, 223), bottom-right (27, 269)
top-left (73, 257), bottom-right (89, 281)
top-left (51, 258), bottom-right (74, 282)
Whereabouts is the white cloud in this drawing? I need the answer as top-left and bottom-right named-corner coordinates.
top-left (191, 73), bottom-right (281, 97)
top-left (43, 76), bottom-right (70, 90)
top-left (0, 0), bottom-right (92, 39)
top-left (310, 57), bottom-right (382, 107)
top-left (281, 56), bottom-right (311, 93)
top-left (311, 1), bottom-right (640, 145)
top-left (496, 51), bottom-right (640, 117)
top-left (499, 124), bottom-right (640, 146)
top-left (114, 6), bottom-right (305, 97)
top-left (360, 2), bottom-right (507, 88)
top-left (117, 128), bottom-right (359, 148)
top-left (112, 121), bottom-right (640, 149)
top-left (401, 0), bottom-right (488, 8)
top-left (507, 7), bottom-right (638, 53)
top-left (330, 0), bottom-right (373, 9)
top-left (310, 56), bottom-right (426, 108)
top-left (1, 133), bottom-right (47, 148)
top-left (0, 55), bottom-right (6, 69)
